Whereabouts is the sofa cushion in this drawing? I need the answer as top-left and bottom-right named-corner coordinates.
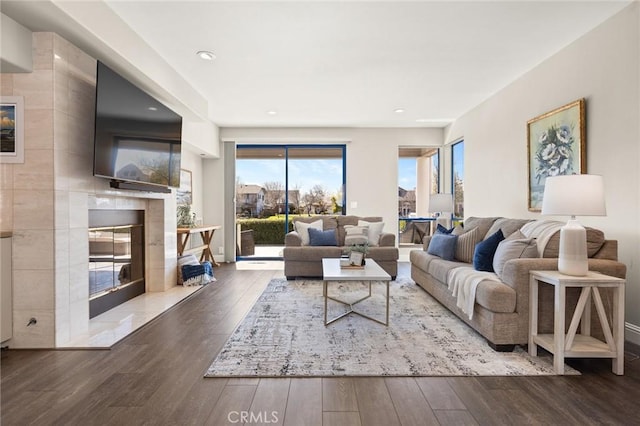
top-left (428, 258), bottom-right (468, 284)
top-left (427, 234), bottom-right (458, 261)
top-left (492, 230), bottom-right (538, 278)
top-left (485, 218), bottom-right (532, 239)
top-left (454, 227), bottom-right (482, 263)
top-left (409, 250), bottom-right (438, 272)
top-left (282, 246), bottom-right (343, 261)
top-left (358, 220), bottom-right (385, 246)
top-left (294, 219), bottom-right (323, 246)
top-left (308, 228), bottom-right (337, 246)
top-left (473, 229), bottom-right (505, 272)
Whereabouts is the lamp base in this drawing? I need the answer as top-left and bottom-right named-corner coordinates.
top-left (558, 219), bottom-right (588, 276)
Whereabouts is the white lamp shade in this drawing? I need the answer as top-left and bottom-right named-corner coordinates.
top-left (541, 174), bottom-right (606, 276)
top-left (541, 175), bottom-right (606, 217)
top-left (429, 193), bottom-right (453, 213)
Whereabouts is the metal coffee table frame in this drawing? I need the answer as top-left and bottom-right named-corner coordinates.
top-left (322, 258), bottom-right (391, 326)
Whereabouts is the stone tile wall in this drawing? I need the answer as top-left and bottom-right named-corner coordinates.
top-left (0, 32), bottom-right (177, 348)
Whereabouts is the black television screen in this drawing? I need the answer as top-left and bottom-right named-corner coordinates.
top-left (93, 61), bottom-right (182, 189)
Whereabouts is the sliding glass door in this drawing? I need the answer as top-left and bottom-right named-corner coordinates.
top-left (236, 145), bottom-right (346, 259)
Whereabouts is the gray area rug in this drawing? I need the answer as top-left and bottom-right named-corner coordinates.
top-left (206, 277), bottom-right (577, 377)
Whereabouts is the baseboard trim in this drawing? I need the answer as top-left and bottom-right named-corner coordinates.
top-left (625, 322), bottom-right (640, 345)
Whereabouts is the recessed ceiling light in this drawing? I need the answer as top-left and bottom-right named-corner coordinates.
top-left (196, 50), bottom-right (216, 61)
top-left (267, 110), bottom-right (277, 115)
top-left (147, 106), bottom-right (158, 111)
top-left (394, 108), bottom-right (405, 113)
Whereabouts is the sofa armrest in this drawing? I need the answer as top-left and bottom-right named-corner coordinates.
top-left (285, 231), bottom-right (302, 247)
top-left (378, 232), bottom-right (396, 247)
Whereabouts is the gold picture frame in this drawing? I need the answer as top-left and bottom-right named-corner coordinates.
top-left (527, 99), bottom-right (586, 211)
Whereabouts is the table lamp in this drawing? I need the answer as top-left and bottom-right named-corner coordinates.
top-left (541, 174), bottom-right (606, 276)
top-left (429, 193), bottom-right (454, 230)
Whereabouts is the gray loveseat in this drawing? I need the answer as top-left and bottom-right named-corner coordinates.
top-left (410, 217), bottom-right (626, 351)
top-left (283, 215), bottom-right (399, 280)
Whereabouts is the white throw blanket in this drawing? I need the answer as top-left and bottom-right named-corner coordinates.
top-left (520, 220), bottom-right (564, 257)
top-left (447, 267), bottom-right (502, 320)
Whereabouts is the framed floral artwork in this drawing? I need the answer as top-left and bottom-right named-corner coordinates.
top-left (527, 99), bottom-right (586, 211)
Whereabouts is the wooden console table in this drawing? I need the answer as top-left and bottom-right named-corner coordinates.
top-left (177, 225), bottom-right (221, 266)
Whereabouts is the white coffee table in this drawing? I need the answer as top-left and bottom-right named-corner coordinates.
top-left (322, 258), bottom-right (391, 326)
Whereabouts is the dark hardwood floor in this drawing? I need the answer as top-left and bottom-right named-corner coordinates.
top-left (2, 262), bottom-right (640, 425)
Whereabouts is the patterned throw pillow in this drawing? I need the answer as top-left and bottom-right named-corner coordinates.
top-left (344, 225), bottom-right (369, 246)
top-left (454, 227), bottom-right (481, 263)
top-left (182, 261), bottom-right (215, 286)
top-left (358, 220), bottom-right (385, 246)
top-left (177, 254), bottom-right (200, 284)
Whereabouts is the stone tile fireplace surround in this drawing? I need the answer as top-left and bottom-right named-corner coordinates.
top-left (0, 32), bottom-right (179, 348)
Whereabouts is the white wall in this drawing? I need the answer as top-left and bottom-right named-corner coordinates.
top-left (203, 127), bottom-right (443, 260)
top-left (180, 148), bottom-right (205, 225)
top-left (443, 4), bottom-right (640, 341)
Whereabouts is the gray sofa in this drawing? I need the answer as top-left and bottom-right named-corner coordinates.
top-left (410, 217), bottom-right (626, 351)
top-left (284, 215), bottom-right (399, 279)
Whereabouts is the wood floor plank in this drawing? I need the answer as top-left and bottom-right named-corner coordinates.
top-left (248, 378), bottom-right (290, 426)
top-left (384, 377), bottom-right (439, 426)
top-left (434, 409), bottom-right (480, 426)
top-left (206, 384), bottom-right (257, 425)
top-left (283, 378), bottom-right (322, 426)
top-left (323, 411), bottom-right (362, 426)
top-left (168, 378), bottom-right (228, 425)
top-left (322, 378), bottom-right (358, 412)
top-left (353, 378), bottom-right (401, 426)
top-left (445, 378), bottom-right (517, 426)
top-left (415, 377), bottom-right (466, 410)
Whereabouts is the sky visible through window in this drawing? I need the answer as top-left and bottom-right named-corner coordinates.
top-left (398, 158), bottom-right (417, 190)
top-left (236, 158), bottom-right (344, 196)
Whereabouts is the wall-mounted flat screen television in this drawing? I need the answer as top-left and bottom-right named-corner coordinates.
top-left (93, 61), bottom-right (182, 191)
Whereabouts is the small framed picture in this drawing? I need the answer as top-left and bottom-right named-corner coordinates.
top-left (0, 96), bottom-right (24, 164)
top-left (349, 251), bottom-right (364, 266)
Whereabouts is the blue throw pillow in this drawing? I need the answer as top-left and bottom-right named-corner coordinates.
top-left (473, 229), bottom-right (505, 272)
top-left (308, 228), bottom-right (337, 246)
top-left (427, 234), bottom-right (458, 261)
top-left (436, 224), bottom-right (455, 234)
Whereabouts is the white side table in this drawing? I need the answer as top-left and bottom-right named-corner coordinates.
top-left (529, 270), bottom-right (625, 375)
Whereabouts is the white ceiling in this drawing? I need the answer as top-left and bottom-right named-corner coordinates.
top-left (2, 1), bottom-right (632, 128)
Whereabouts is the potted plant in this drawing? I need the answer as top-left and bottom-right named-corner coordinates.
top-left (176, 204), bottom-right (196, 228)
